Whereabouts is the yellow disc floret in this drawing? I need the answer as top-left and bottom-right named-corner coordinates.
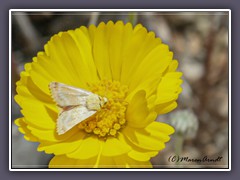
top-left (78, 80), bottom-right (128, 138)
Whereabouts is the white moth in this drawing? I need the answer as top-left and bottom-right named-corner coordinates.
top-left (49, 82), bottom-right (108, 135)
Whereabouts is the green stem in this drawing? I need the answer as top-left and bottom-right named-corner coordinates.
top-left (175, 132), bottom-right (184, 166)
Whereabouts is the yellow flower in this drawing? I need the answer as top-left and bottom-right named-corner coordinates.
top-left (14, 21), bottom-right (182, 168)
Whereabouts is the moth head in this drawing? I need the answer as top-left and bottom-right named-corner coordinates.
top-left (86, 94), bottom-right (108, 110)
top-left (100, 96), bottom-right (108, 107)
top-left (103, 97), bottom-right (108, 103)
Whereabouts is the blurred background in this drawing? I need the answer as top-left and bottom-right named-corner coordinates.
top-left (11, 11), bottom-right (229, 168)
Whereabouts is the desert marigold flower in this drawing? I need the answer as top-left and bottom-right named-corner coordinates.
top-left (14, 21), bottom-right (183, 168)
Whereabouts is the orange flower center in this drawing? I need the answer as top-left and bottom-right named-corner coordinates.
top-left (78, 80), bottom-right (128, 138)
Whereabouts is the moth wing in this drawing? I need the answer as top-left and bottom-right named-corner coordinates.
top-left (57, 106), bottom-right (97, 135)
top-left (49, 82), bottom-right (93, 107)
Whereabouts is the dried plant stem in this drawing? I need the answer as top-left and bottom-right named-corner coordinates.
top-left (88, 12), bottom-right (100, 26)
top-left (175, 132), bottom-right (184, 166)
top-left (128, 12), bottom-right (138, 26)
top-left (13, 12), bottom-right (40, 53)
top-left (11, 55), bottom-right (19, 95)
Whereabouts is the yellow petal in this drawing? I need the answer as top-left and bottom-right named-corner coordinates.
top-left (14, 118), bottom-right (38, 142)
top-left (125, 73), bottom-right (162, 102)
top-left (79, 26), bottom-right (90, 39)
top-left (16, 62), bottom-right (31, 86)
top-left (67, 136), bottom-right (101, 159)
top-left (126, 90), bottom-right (156, 128)
top-left (95, 155), bottom-right (115, 168)
top-left (31, 33), bottom-right (93, 95)
top-left (101, 137), bottom-right (131, 156)
top-left (120, 26), bottom-right (148, 84)
top-left (122, 125), bottom-right (168, 151)
top-left (49, 155), bottom-right (115, 168)
top-left (30, 54), bottom-right (74, 95)
top-left (129, 44), bottom-right (172, 90)
top-left (16, 72), bottom-right (28, 87)
top-left (49, 155), bottom-right (76, 168)
top-left (28, 124), bottom-right (80, 142)
top-left (108, 21), bottom-right (125, 81)
top-left (38, 131), bottom-right (85, 155)
top-left (165, 72), bottom-right (183, 78)
top-left (122, 32), bottom-right (162, 87)
top-left (113, 154), bottom-right (152, 168)
top-left (15, 84), bottom-right (57, 130)
top-left (165, 60), bottom-right (179, 73)
top-left (16, 77), bottom-right (52, 104)
top-left (122, 122), bottom-right (174, 151)
top-left (19, 102), bottom-right (56, 130)
top-left (52, 32), bottom-right (85, 82)
top-left (76, 157), bottom-right (98, 168)
top-left (155, 75), bottom-right (183, 104)
top-left (92, 22), bottom-right (112, 80)
top-left (16, 66), bottom-right (54, 109)
top-left (146, 121), bottom-right (175, 139)
top-left (58, 32), bottom-right (95, 83)
top-left (133, 23), bottom-right (143, 32)
top-left (128, 149), bottom-right (158, 162)
top-left (49, 154), bottom-right (152, 168)
top-left (122, 22), bottom-right (133, 52)
top-left (155, 101), bottom-right (178, 114)
top-left (155, 94), bottom-right (179, 104)
top-left (118, 132), bottom-right (158, 162)
top-left (67, 30), bottom-right (99, 83)
top-left (88, 24), bottom-right (97, 44)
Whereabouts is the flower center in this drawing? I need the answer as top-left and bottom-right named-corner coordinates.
top-left (78, 80), bottom-right (128, 138)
